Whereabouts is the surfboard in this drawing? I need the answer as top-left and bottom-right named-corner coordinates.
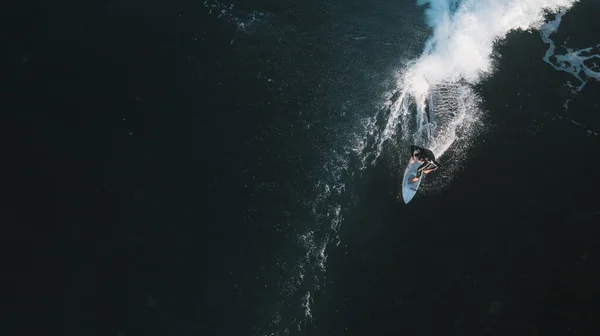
top-left (401, 158), bottom-right (425, 204)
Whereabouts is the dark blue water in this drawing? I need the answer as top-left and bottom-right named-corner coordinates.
top-left (5, 0), bottom-right (600, 335)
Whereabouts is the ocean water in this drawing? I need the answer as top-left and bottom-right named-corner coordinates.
top-left (6, 0), bottom-right (600, 335)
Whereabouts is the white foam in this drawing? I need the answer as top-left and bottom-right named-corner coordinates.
top-left (540, 8), bottom-right (600, 109)
top-left (301, 291), bottom-right (313, 319)
top-left (370, 0), bottom-right (577, 164)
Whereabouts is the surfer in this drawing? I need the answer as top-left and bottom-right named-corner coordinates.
top-left (410, 145), bottom-right (441, 182)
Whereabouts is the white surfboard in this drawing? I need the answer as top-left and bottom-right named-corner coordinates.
top-left (401, 158), bottom-right (425, 204)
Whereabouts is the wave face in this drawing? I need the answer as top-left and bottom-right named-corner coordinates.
top-left (365, 0), bottom-right (578, 169)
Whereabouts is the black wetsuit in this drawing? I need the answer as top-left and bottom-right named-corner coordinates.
top-left (410, 145), bottom-right (441, 178)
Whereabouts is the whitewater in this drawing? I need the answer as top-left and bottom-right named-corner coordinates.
top-left (367, 0), bottom-right (579, 165)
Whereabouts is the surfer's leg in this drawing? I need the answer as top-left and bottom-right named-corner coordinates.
top-left (412, 162), bottom-right (427, 182)
top-left (423, 163), bottom-right (437, 174)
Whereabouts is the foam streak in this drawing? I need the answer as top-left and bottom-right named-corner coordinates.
top-left (540, 8), bottom-right (600, 108)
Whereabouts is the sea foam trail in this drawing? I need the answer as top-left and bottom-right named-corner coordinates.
top-left (367, 0), bottom-right (578, 163)
top-left (540, 8), bottom-right (600, 109)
